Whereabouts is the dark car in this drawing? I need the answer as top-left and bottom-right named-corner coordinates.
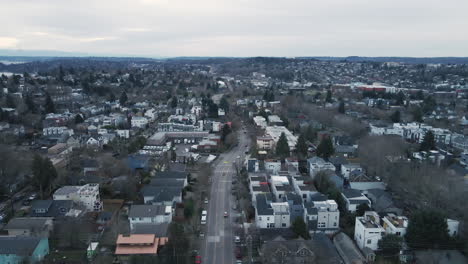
top-left (235, 247), bottom-right (242, 259)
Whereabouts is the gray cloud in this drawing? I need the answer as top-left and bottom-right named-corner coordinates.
top-left (0, 0), bottom-right (467, 57)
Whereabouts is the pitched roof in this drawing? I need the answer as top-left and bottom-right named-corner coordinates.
top-left (0, 237), bottom-right (43, 255)
top-left (128, 205), bottom-right (166, 218)
top-left (342, 189), bottom-right (365, 199)
top-left (5, 217), bottom-right (51, 231)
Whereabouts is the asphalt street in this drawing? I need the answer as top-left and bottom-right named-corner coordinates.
top-left (202, 127), bottom-right (250, 264)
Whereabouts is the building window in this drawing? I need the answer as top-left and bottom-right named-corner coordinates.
top-left (367, 239), bottom-right (372, 244)
top-left (282, 223), bottom-right (286, 227)
top-left (258, 217), bottom-right (262, 220)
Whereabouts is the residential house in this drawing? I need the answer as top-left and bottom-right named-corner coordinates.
top-left (4, 217), bottom-right (54, 238)
top-left (382, 213), bottom-right (408, 237)
top-left (308, 157), bottom-right (335, 179)
top-left (115, 234), bottom-right (168, 256)
top-left (341, 189), bottom-right (371, 213)
top-left (341, 164), bottom-right (363, 179)
top-left (29, 200), bottom-right (74, 218)
top-left (354, 211), bottom-right (385, 251)
top-left (304, 199), bottom-right (340, 234)
top-left (257, 136), bottom-right (274, 150)
top-left (141, 186), bottom-right (182, 206)
top-left (128, 205), bottom-right (172, 231)
top-left (131, 116), bottom-right (149, 128)
top-left (0, 237), bottom-right (49, 264)
top-left (53, 183), bottom-right (102, 212)
top-left (260, 235), bottom-right (342, 264)
top-left (333, 232), bottom-right (366, 264)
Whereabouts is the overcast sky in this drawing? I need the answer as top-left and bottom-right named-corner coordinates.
top-left (1, 0), bottom-right (467, 57)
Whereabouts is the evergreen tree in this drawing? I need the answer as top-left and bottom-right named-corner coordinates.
top-left (44, 92), bottom-right (55, 113)
top-left (74, 114), bottom-right (84, 124)
top-left (109, 92), bottom-right (116, 102)
top-left (396, 91), bottom-right (405, 105)
top-left (24, 94), bottom-right (36, 113)
top-left (304, 125), bottom-right (317, 142)
top-left (413, 107), bottom-right (423, 122)
top-left (378, 235), bottom-right (403, 254)
top-left (295, 134), bottom-right (308, 158)
top-left (171, 149), bottom-right (177, 162)
top-left (221, 124), bottom-right (232, 143)
top-left (405, 210), bottom-right (449, 249)
top-left (390, 110), bottom-right (401, 123)
top-left (291, 217), bottom-right (310, 239)
top-left (419, 130), bottom-right (436, 151)
top-left (316, 136), bottom-right (334, 161)
top-left (338, 100), bottom-right (345, 114)
top-left (275, 132), bottom-right (290, 158)
top-left (171, 96), bottom-right (178, 108)
top-left (325, 90), bottom-right (333, 103)
top-left (119, 91), bottom-right (128, 105)
top-left (219, 96), bottom-right (229, 112)
top-left (6, 94), bottom-right (16, 108)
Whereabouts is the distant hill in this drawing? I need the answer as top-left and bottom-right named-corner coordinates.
top-left (307, 56), bottom-right (468, 64)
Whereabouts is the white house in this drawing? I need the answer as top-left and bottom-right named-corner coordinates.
top-left (307, 157), bottom-right (336, 179)
top-left (265, 126), bottom-right (297, 150)
top-left (341, 189), bottom-right (371, 213)
top-left (43, 126), bottom-right (74, 137)
top-left (305, 200), bottom-right (340, 234)
top-left (116, 129), bottom-right (130, 139)
top-left (341, 163), bottom-right (363, 179)
top-left (128, 205), bottom-right (172, 231)
top-left (264, 160), bottom-right (282, 174)
top-left (53, 183), bottom-right (102, 211)
top-left (131, 116), bottom-right (149, 128)
top-left (255, 194), bottom-right (290, 229)
top-left (382, 213), bottom-right (408, 237)
top-left (354, 211), bottom-right (385, 251)
top-left (144, 108), bottom-right (158, 121)
top-left (257, 136), bottom-right (274, 150)
top-left (447, 219), bottom-right (460, 237)
top-left (253, 116), bottom-right (267, 129)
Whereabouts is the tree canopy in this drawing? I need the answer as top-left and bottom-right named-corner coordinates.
top-left (419, 130), bottom-right (436, 151)
top-left (390, 110), bottom-right (401, 123)
top-left (32, 155), bottom-right (58, 198)
top-left (291, 217), bottom-right (310, 239)
top-left (295, 134), bottom-right (308, 158)
top-left (405, 210), bottom-right (449, 249)
top-left (275, 132), bottom-right (290, 158)
top-left (316, 136), bottom-right (334, 161)
top-left (119, 91), bottom-right (128, 105)
top-left (378, 234), bottom-right (403, 255)
top-left (338, 100), bottom-right (345, 114)
top-left (44, 92), bottom-right (55, 113)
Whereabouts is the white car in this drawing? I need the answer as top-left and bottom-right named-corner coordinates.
top-left (234, 236), bottom-right (241, 243)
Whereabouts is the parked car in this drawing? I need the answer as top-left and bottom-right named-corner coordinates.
top-left (224, 211), bottom-right (228, 218)
top-left (235, 247), bottom-right (242, 259)
top-left (234, 236), bottom-right (241, 243)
